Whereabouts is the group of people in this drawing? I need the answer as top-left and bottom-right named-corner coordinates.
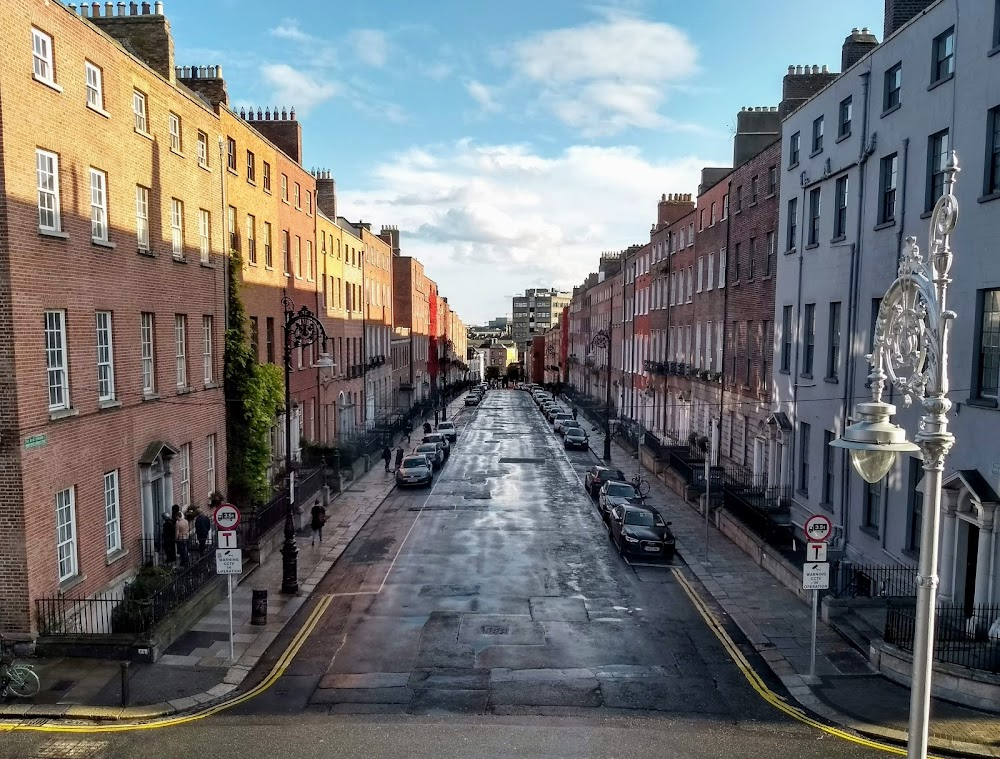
top-left (160, 498), bottom-right (215, 567)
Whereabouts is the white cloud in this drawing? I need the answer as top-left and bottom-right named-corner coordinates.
top-left (352, 29), bottom-right (389, 67)
top-left (269, 19), bottom-right (314, 44)
top-left (465, 80), bottom-right (500, 113)
top-left (502, 12), bottom-right (700, 136)
top-left (259, 65), bottom-right (337, 116)
top-left (338, 140), bottom-right (714, 323)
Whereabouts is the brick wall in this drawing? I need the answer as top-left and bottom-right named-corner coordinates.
top-left (884, 0), bottom-right (936, 39)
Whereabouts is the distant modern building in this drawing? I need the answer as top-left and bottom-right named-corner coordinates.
top-left (511, 289), bottom-right (571, 346)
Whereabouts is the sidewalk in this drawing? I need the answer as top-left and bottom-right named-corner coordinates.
top-left (585, 425), bottom-right (1000, 758)
top-left (0, 398), bottom-right (469, 721)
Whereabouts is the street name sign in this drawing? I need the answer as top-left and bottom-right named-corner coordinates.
top-left (802, 562), bottom-right (831, 591)
top-left (215, 548), bottom-right (243, 575)
top-left (806, 542), bottom-right (828, 562)
top-left (213, 503), bottom-right (241, 531)
top-left (803, 514), bottom-right (833, 543)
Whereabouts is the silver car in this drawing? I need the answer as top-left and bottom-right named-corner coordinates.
top-left (396, 455), bottom-right (433, 487)
top-left (414, 443), bottom-right (444, 469)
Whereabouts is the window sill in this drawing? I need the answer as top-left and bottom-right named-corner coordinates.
top-left (927, 72), bottom-right (954, 92)
top-left (205, 382), bottom-right (220, 390)
top-left (263, 188), bottom-right (272, 195)
top-left (39, 229), bottom-right (69, 240)
top-left (800, 373), bottom-right (814, 380)
top-left (172, 254), bottom-right (187, 263)
top-left (796, 489), bottom-right (809, 499)
top-left (170, 148), bottom-right (185, 159)
top-left (142, 392), bottom-right (161, 402)
top-left (198, 162), bottom-right (211, 173)
top-left (265, 265), bottom-right (274, 271)
top-left (989, 45), bottom-right (1000, 58)
top-left (880, 103), bottom-right (901, 119)
top-left (818, 501), bottom-right (834, 512)
top-left (965, 397), bottom-right (998, 409)
top-left (733, 208), bottom-right (742, 215)
top-left (200, 260), bottom-right (216, 269)
top-left (177, 386), bottom-right (193, 395)
top-left (859, 525), bottom-right (880, 540)
top-left (98, 399), bottom-right (122, 410)
top-left (824, 376), bottom-right (839, 384)
top-left (92, 238), bottom-right (115, 249)
top-left (49, 407), bottom-right (80, 421)
top-left (873, 220), bottom-right (896, 231)
top-left (34, 75), bottom-right (63, 93)
top-left (59, 573), bottom-right (87, 594)
top-left (809, 149), bottom-right (824, 158)
top-left (900, 548), bottom-right (919, 561)
top-left (749, 200), bottom-right (758, 207)
top-left (978, 191), bottom-right (1000, 205)
top-left (248, 180), bottom-right (257, 187)
top-left (805, 243), bottom-right (819, 250)
top-left (106, 548), bottom-right (129, 567)
top-left (766, 192), bottom-right (776, 200)
top-left (830, 235), bottom-right (846, 244)
top-left (920, 210), bottom-right (933, 220)
top-left (788, 161), bottom-right (799, 171)
top-left (138, 248), bottom-right (156, 258)
top-left (785, 248), bottom-right (796, 256)
top-left (135, 128), bottom-right (154, 141)
top-left (836, 132), bottom-right (851, 144)
top-left (227, 168), bottom-right (239, 177)
top-left (86, 103), bottom-right (111, 119)
top-left (779, 369), bottom-right (791, 375)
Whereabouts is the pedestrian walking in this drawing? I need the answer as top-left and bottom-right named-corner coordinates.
top-left (174, 505), bottom-right (190, 566)
top-left (161, 512), bottom-right (176, 565)
top-left (310, 502), bottom-right (327, 545)
top-left (382, 445), bottom-right (392, 472)
top-left (395, 445), bottom-right (404, 472)
top-left (404, 420), bottom-right (412, 444)
top-left (423, 421), bottom-right (432, 435)
top-left (572, 407), bottom-right (578, 420)
top-left (194, 508), bottom-right (211, 554)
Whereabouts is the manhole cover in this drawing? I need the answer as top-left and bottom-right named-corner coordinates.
top-left (481, 625), bottom-right (509, 635)
top-left (498, 457), bottom-right (545, 464)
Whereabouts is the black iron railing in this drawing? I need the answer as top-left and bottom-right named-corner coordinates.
top-left (832, 563), bottom-right (918, 599)
top-left (885, 600), bottom-right (1000, 674)
top-left (242, 466), bottom-right (325, 546)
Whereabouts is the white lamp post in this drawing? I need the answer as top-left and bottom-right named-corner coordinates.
top-left (829, 152), bottom-right (960, 759)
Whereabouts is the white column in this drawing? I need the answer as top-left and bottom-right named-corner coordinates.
top-left (939, 490), bottom-right (959, 602)
top-left (163, 460), bottom-right (175, 510)
top-left (974, 508), bottom-right (995, 608)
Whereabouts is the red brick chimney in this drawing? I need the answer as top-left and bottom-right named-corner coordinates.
top-left (240, 107), bottom-right (302, 164)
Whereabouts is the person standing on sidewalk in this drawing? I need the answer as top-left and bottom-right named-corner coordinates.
top-left (382, 445), bottom-right (392, 472)
top-left (173, 505), bottom-right (190, 566)
top-left (194, 507), bottom-right (212, 554)
top-left (161, 512), bottom-right (176, 565)
top-left (394, 445), bottom-right (404, 472)
top-left (311, 502), bottom-right (327, 545)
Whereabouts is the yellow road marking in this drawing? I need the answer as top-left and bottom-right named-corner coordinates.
top-left (0, 594), bottom-right (333, 734)
top-left (670, 567), bottom-right (937, 756)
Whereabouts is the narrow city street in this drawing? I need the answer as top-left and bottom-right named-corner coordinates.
top-left (1, 388), bottom-right (894, 758)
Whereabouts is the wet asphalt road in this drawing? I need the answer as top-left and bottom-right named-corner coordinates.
top-left (1, 390), bottom-right (893, 758)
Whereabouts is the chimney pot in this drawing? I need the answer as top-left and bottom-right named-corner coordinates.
top-left (198, 65), bottom-right (206, 77)
top-left (216, 64), bottom-right (223, 78)
top-left (141, 2), bottom-right (151, 13)
top-left (256, 107), bottom-right (262, 120)
top-left (129, 2), bottom-right (138, 15)
top-left (91, 3), bottom-right (100, 16)
top-left (821, 64), bottom-right (829, 73)
top-left (787, 65), bottom-right (794, 74)
top-left (290, 107), bottom-right (296, 120)
top-left (281, 107), bottom-right (287, 120)
top-left (69, 3), bottom-right (77, 11)
top-left (118, 2), bottom-right (125, 14)
top-left (105, 2), bottom-right (114, 15)
top-left (154, 0), bottom-right (163, 13)
top-left (80, 4), bottom-right (89, 15)
top-left (851, 27), bottom-right (859, 34)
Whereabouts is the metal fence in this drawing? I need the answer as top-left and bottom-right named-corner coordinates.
top-left (884, 600), bottom-right (1000, 674)
top-left (242, 466), bottom-right (325, 546)
top-left (831, 563), bottom-right (918, 598)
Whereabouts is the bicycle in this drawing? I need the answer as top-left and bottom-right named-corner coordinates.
top-left (0, 633), bottom-right (40, 700)
top-left (631, 473), bottom-right (650, 498)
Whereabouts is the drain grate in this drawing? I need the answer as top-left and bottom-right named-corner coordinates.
top-left (480, 625), bottom-right (509, 635)
top-left (33, 739), bottom-right (109, 758)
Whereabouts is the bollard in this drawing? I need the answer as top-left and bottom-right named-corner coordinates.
top-left (250, 588), bottom-right (267, 625)
top-left (120, 661), bottom-right (130, 707)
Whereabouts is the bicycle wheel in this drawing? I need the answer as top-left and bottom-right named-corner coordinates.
top-left (636, 478), bottom-right (650, 497)
top-left (7, 666), bottom-right (40, 698)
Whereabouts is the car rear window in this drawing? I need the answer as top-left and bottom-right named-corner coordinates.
top-left (606, 483), bottom-right (637, 498)
top-left (402, 457), bottom-right (427, 467)
top-left (624, 511), bottom-right (656, 527)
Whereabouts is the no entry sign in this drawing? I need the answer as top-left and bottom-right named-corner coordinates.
top-left (213, 502), bottom-right (241, 531)
top-left (803, 514), bottom-right (833, 543)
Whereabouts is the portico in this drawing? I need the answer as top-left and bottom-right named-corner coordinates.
top-left (940, 471), bottom-right (1000, 615)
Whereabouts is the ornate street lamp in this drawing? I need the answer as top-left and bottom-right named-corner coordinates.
top-left (829, 153), bottom-right (959, 759)
top-left (589, 329), bottom-right (613, 461)
top-left (281, 296), bottom-right (334, 595)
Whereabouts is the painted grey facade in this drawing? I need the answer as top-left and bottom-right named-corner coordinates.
top-left (772, 0), bottom-right (1000, 609)
top-left (511, 289), bottom-right (571, 345)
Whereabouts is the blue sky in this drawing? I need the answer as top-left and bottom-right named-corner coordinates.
top-left (167, 0), bottom-right (882, 324)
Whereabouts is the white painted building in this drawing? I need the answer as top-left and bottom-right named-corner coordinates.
top-left (772, 0), bottom-right (1000, 610)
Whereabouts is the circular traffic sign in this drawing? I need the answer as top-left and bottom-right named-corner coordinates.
top-left (213, 502), bottom-right (241, 531)
top-left (803, 513), bottom-right (833, 543)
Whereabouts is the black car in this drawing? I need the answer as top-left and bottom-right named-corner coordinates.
top-left (609, 504), bottom-right (676, 561)
top-left (584, 465), bottom-right (626, 497)
top-left (598, 480), bottom-right (643, 524)
top-left (564, 426), bottom-right (589, 450)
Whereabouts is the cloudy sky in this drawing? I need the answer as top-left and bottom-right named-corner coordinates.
top-left (168, 0), bottom-right (881, 325)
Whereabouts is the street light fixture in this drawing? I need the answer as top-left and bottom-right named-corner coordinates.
top-left (590, 329), bottom-right (613, 461)
top-left (281, 295), bottom-right (333, 595)
top-left (829, 153), bottom-right (959, 759)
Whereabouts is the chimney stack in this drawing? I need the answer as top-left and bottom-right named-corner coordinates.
top-left (780, 63), bottom-right (839, 118)
top-left (842, 27), bottom-right (879, 71)
top-left (884, 0), bottom-right (935, 40)
top-left (241, 107), bottom-right (302, 163)
top-left (733, 106), bottom-right (780, 166)
top-left (87, 1), bottom-right (175, 82)
top-left (175, 64), bottom-right (227, 107)
top-left (313, 169), bottom-right (336, 219)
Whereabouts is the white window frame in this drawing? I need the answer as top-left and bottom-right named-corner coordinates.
top-left (169, 112), bottom-right (181, 152)
top-left (171, 198), bottom-right (184, 257)
top-left (178, 443), bottom-right (191, 509)
top-left (136, 185), bottom-right (149, 250)
top-left (697, 257), bottom-right (704, 292)
top-left (85, 61), bottom-right (103, 110)
top-left (133, 89), bottom-right (148, 133)
top-left (89, 168), bottom-right (108, 242)
top-left (95, 310), bottom-right (115, 402)
top-left (32, 28), bottom-right (54, 84)
top-left (104, 470), bottom-right (121, 554)
top-left (206, 434), bottom-right (217, 496)
top-left (140, 312), bottom-right (155, 394)
top-left (197, 131), bottom-right (208, 167)
top-left (719, 248), bottom-right (727, 289)
top-left (175, 314), bottom-right (188, 388)
top-left (246, 214), bottom-right (256, 264)
top-left (55, 487), bottom-right (78, 582)
top-left (36, 149), bottom-right (61, 232)
top-left (199, 209), bottom-right (210, 263)
top-left (45, 309), bottom-right (69, 411)
top-left (203, 315), bottom-right (213, 385)
top-left (707, 253), bottom-right (714, 290)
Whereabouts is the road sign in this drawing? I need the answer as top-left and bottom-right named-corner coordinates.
top-left (215, 548), bottom-right (243, 575)
top-left (806, 542), bottom-right (828, 562)
top-left (803, 514), bottom-right (833, 543)
top-left (218, 530), bottom-right (238, 550)
top-left (213, 503), bottom-right (241, 531)
top-left (802, 562), bottom-right (831, 590)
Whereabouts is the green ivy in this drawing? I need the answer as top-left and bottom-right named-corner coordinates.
top-left (224, 253), bottom-right (284, 506)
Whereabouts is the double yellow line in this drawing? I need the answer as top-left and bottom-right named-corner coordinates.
top-left (670, 567), bottom-right (921, 756)
top-left (0, 595), bottom-right (333, 734)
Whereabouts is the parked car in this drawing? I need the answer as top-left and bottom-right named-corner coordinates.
top-left (437, 421), bottom-right (458, 443)
top-left (598, 480), bottom-right (643, 524)
top-left (545, 406), bottom-right (567, 422)
top-left (564, 426), bottom-right (589, 450)
top-left (584, 465), bottom-right (626, 497)
top-left (395, 455), bottom-right (433, 487)
top-left (423, 432), bottom-right (451, 459)
top-left (464, 394), bottom-right (480, 406)
top-left (553, 413), bottom-right (574, 432)
top-left (560, 419), bottom-right (583, 436)
top-left (414, 443), bottom-right (444, 469)
top-left (608, 504), bottom-right (676, 561)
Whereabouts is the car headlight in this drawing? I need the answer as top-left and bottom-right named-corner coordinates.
top-left (623, 533), bottom-right (639, 543)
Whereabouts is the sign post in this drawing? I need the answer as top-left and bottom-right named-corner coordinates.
top-left (213, 502), bottom-right (242, 661)
top-left (801, 515), bottom-right (832, 681)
